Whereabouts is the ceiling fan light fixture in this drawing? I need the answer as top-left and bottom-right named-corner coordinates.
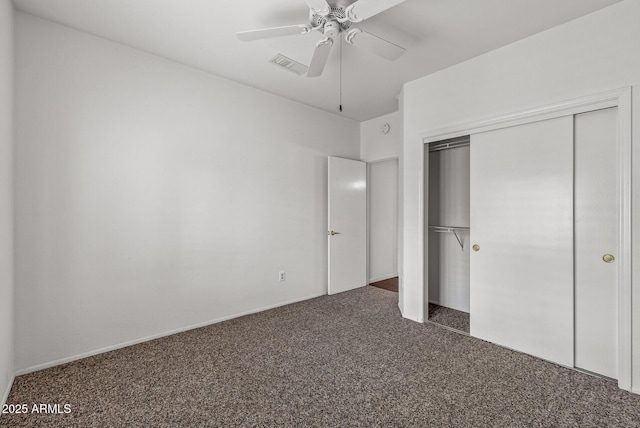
top-left (323, 21), bottom-right (340, 38)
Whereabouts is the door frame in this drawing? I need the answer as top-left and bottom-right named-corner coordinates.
top-left (416, 87), bottom-right (632, 391)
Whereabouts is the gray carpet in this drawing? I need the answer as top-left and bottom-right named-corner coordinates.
top-left (2, 286), bottom-right (640, 427)
top-left (428, 303), bottom-right (470, 333)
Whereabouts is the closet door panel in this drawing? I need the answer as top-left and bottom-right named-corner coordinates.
top-left (574, 107), bottom-right (618, 379)
top-left (470, 116), bottom-right (574, 366)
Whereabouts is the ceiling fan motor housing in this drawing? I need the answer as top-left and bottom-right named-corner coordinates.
top-left (310, 7), bottom-right (352, 33)
top-left (323, 21), bottom-right (340, 37)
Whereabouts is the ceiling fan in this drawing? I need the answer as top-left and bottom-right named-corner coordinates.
top-left (236, 0), bottom-right (407, 78)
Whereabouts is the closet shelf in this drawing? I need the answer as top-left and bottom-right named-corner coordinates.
top-left (428, 226), bottom-right (470, 250)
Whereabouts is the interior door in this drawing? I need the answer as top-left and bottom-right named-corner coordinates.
top-left (574, 107), bottom-right (618, 379)
top-left (328, 156), bottom-right (367, 295)
top-left (470, 116), bottom-right (574, 366)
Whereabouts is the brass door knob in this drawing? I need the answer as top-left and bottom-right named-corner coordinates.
top-left (603, 254), bottom-right (615, 263)
top-left (472, 244), bottom-right (480, 252)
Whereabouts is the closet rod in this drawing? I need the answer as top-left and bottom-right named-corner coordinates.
top-left (428, 136), bottom-right (470, 152)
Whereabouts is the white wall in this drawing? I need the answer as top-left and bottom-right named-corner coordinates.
top-left (401, 0), bottom-right (640, 391)
top-left (368, 159), bottom-right (398, 283)
top-left (14, 13), bottom-right (360, 372)
top-left (360, 111), bottom-right (401, 161)
top-left (0, 0), bottom-right (14, 406)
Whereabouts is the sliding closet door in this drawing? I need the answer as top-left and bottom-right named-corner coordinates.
top-left (574, 107), bottom-right (618, 379)
top-left (470, 116), bottom-right (574, 366)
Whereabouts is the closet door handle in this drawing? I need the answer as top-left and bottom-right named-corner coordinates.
top-left (472, 244), bottom-right (480, 252)
top-left (328, 230), bottom-right (340, 236)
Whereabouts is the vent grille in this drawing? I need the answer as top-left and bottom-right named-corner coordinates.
top-left (269, 54), bottom-right (308, 76)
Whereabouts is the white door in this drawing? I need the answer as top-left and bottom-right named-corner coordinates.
top-left (574, 107), bottom-right (618, 379)
top-left (328, 157), bottom-right (367, 295)
top-left (470, 116), bottom-right (574, 366)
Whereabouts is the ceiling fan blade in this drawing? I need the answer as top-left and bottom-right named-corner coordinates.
top-left (345, 0), bottom-right (405, 22)
top-left (307, 38), bottom-right (334, 77)
top-left (345, 28), bottom-right (405, 61)
top-left (236, 24), bottom-right (311, 41)
top-left (303, 0), bottom-right (331, 15)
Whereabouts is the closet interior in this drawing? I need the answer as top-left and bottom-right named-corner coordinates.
top-left (426, 136), bottom-right (470, 333)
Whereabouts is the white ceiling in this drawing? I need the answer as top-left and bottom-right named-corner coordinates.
top-left (12, 0), bottom-right (622, 121)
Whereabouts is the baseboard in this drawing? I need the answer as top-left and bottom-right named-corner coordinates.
top-left (368, 273), bottom-right (398, 284)
top-left (15, 292), bottom-right (326, 376)
top-left (632, 386), bottom-right (640, 395)
top-left (1, 374), bottom-right (14, 406)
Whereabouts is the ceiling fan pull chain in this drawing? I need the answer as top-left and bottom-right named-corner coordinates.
top-left (339, 36), bottom-right (343, 113)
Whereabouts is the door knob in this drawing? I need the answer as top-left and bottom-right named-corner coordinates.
top-left (603, 254), bottom-right (615, 263)
top-left (328, 230), bottom-right (340, 236)
top-left (472, 244), bottom-right (480, 252)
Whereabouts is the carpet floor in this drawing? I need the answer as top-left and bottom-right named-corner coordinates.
top-left (2, 286), bottom-right (640, 427)
top-left (428, 303), bottom-right (471, 333)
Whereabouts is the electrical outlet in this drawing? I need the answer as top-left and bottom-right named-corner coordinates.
top-left (279, 271), bottom-right (285, 282)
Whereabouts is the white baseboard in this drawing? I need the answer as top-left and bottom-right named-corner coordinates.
top-left (632, 386), bottom-right (639, 395)
top-left (1, 374), bottom-right (14, 406)
top-left (368, 273), bottom-right (398, 284)
top-left (15, 292), bottom-right (326, 376)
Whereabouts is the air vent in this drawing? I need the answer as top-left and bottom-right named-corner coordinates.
top-left (269, 54), bottom-right (308, 76)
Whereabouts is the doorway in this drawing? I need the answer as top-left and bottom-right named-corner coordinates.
top-left (367, 158), bottom-right (399, 293)
top-left (425, 137), bottom-right (470, 334)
